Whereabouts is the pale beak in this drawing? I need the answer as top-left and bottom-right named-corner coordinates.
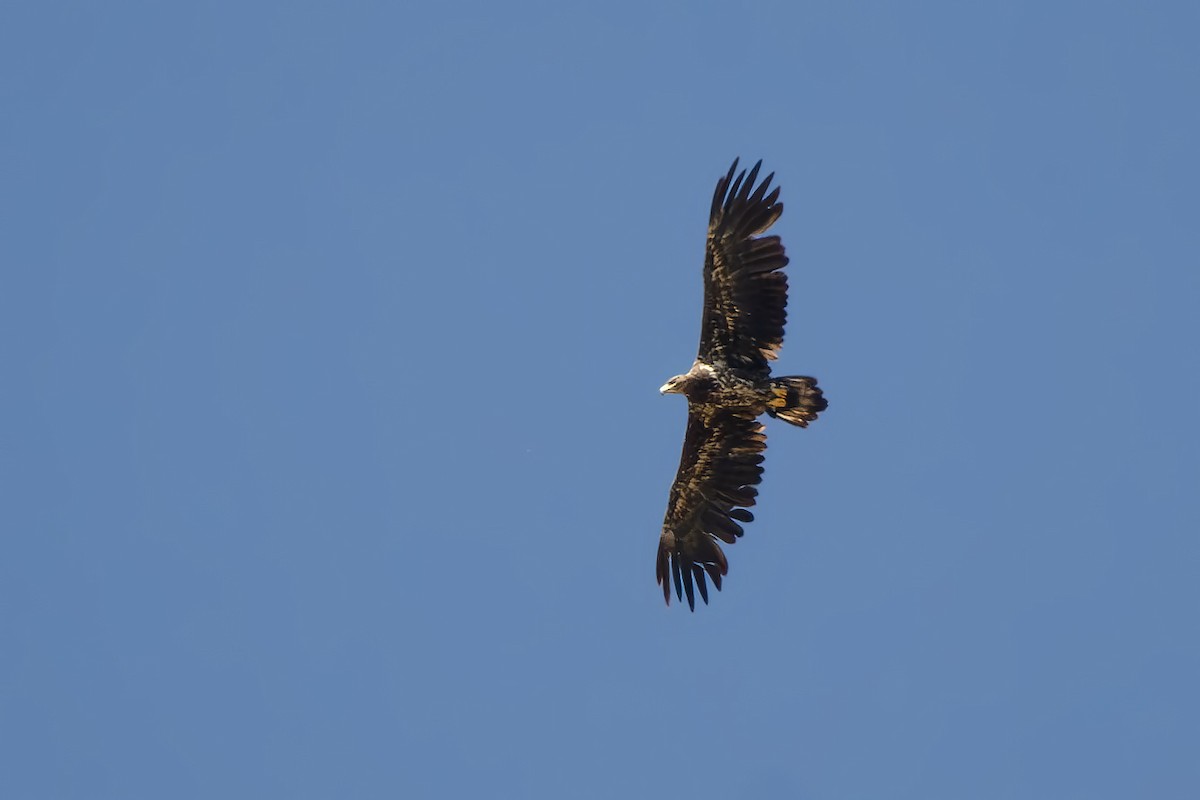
top-left (659, 382), bottom-right (674, 395)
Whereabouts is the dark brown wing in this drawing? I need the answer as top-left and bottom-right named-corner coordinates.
top-left (698, 158), bottom-right (789, 377)
top-left (656, 410), bottom-right (767, 610)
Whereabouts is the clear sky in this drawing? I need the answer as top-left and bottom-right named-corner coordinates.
top-left (3, 2), bottom-right (1198, 797)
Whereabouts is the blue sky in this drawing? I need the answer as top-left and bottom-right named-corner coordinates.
top-left (3, 2), bottom-right (1198, 797)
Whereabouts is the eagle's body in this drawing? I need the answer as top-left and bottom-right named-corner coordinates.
top-left (657, 159), bottom-right (827, 610)
top-left (661, 361), bottom-right (788, 419)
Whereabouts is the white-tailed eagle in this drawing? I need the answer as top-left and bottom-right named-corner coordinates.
top-left (657, 159), bottom-right (827, 610)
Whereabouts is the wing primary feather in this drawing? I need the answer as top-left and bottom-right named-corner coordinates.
top-left (746, 171), bottom-right (775, 208)
top-left (671, 555), bottom-right (683, 606)
top-left (711, 158), bottom-right (739, 220)
top-left (693, 565), bottom-right (709, 605)
top-left (656, 542), bottom-right (671, 606)
top-left (741, 161), bottom-right (763, 204)
top-left (704, 562), bottom-right (723, 591)
top-left (682, 561), bottom-right (696, 611)
top-left (726, 167), bottom-right (748, 207)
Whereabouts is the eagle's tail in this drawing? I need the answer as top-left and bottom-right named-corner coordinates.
top-left (766, 376), bottom-right (827, 427)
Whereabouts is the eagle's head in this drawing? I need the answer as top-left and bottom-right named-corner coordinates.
top-left (659, 374), bottom-right (687, 395)
top-left (661, 363), bottom-right (716, 396)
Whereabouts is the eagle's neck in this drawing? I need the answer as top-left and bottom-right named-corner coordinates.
top-left (685, 362), bottom-right (717, 383)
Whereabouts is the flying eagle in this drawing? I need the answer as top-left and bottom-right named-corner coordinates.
top-left (657, 159), bottom-right (827, 610)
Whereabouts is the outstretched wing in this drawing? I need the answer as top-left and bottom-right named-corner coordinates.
top-left (657, 410), bottom-right (767, 610)
top-left (698, 158), bottom-right (789, 377)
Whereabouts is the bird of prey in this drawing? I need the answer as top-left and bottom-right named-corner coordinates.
top-left (657, 158), bottom-right (827, 610)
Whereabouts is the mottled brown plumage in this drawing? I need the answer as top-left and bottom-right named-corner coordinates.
top-left (657, 159), bottom-right (827, 610)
